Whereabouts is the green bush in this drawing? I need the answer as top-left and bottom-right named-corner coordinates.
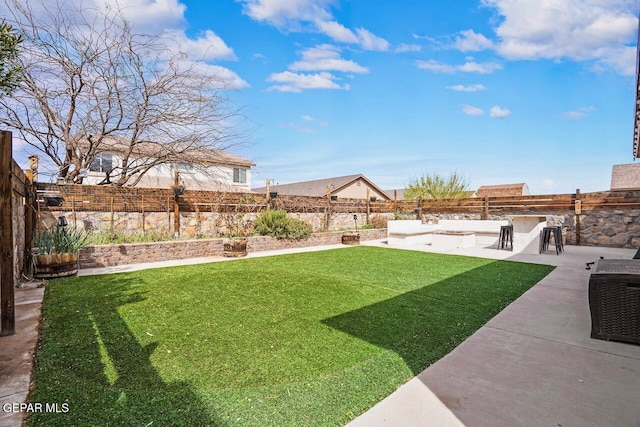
top-left (254, 210), bottom-right (312, 239)
top-left (35, 227), bottom-right (90, 254)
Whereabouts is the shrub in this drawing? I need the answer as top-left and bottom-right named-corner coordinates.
top-left (254, 210), bottom-right (312, 240)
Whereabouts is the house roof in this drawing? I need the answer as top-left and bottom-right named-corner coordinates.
top-left (476, 183), bottom-right (529, 197)
top-left (253, 174), bottom-right (390, 199)
top-left (384, 188), bottom-right (406, 200)
top-left (611, 163), bottom-right (640, 190)
top-left (79, 135), bottom-right (255, 167)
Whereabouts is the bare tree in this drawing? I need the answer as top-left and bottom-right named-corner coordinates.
top-left (0, 0), bottom-right (246, 185)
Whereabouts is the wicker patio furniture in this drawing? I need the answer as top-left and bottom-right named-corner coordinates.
top-left (588, 259), bottom-right (640, 345)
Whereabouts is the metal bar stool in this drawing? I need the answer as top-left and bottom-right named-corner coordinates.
top-left (498, 224), bottom-right (513, 251)
top-left (540, 226), bottom-right (563, 255)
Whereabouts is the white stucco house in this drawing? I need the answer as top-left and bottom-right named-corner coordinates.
top-left (81, 136), bottom-right (255, 192)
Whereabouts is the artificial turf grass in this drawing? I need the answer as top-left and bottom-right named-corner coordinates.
top-left (28, 246), bottom-right (554, 426)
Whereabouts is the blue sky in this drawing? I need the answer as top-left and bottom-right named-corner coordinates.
top-left (11, 0), bottom-right (640, 194)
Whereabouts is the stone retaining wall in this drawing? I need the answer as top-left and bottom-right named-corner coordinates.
top-left (79, 228), bottom-right (387, 269)
top-left (42, 210), bottom-right (393, 237)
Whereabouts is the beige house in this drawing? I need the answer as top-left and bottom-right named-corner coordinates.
top-left (476, 183), bottom-right (530, 197)
top-left (81, 136), bottom-right (255, 192)
top-left (253, 174), bottom-right (390, 200)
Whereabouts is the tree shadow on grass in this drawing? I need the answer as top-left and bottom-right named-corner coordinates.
top-left (322, 260), bottom-right (552, 375)
top-left (28, 275), bottom-right (223, 426)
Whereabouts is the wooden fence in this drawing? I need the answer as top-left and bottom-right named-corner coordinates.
top-left (36, 182), bottom-right (640, 215)
top-left (33, 182), bottom-right (640, 227)
top-left (1, 131), bottom-right (37, 336)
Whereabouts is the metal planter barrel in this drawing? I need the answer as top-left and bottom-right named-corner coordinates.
top-left (34, 252), bottom-right (79, 279)
top-left (223, 238), bottom-right (248, 257)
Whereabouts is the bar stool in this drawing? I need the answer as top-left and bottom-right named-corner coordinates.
top-left (540, 226), bottom-right (563, 255)
top-left (498, 224), bottom-right (513, 251)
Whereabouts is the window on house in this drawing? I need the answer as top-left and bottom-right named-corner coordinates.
top-left (175, 162), bottom-right (192, 171)
top-left (89, 153), bottom-right (113, 173)
top-left (233, 167), bottom-right (247, 184)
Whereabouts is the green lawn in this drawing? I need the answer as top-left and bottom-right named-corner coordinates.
top-left (28, 246), bottom-right (554, 426)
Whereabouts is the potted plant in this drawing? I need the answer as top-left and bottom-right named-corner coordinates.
top-left (342, 214), bottom-right (360, 245)
top-left (33, 225), bottom-right (90, 279)
top-left (223, 236), bottom-right (248, 257)
top-left (172, 184), bottom-right (185, 197)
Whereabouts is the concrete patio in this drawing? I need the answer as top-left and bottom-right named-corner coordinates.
top-left (2, 241), bottom-right (639, 426)
top-left (350, 241), bottom-right (640, 426)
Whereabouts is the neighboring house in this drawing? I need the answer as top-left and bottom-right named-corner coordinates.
top-left (476, 183), bottom-right (530, 197)
top-left (384, 188), bottom-right (406, 200)
top-left (82, 137), bottom-right (255, 192)
top-left (253, 174), bottom-right (391, 200)
top-left (611, 163), bottom-right (640, 190)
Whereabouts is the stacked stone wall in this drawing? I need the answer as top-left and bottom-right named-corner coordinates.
top-left (79, 228), bottom-right (387, 269)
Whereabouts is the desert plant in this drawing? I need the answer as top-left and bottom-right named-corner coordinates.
top-left (35, 226), bottom-right (90, 254)
top-left (254, 209), bottom-right (312, 239)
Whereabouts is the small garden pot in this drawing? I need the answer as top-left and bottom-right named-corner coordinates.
top-left (223, 238), bottom-right (248, 257)
top-left (34, 252), bottom-right (79, 279)
top-left (342, 232), bottom-right (360, 245)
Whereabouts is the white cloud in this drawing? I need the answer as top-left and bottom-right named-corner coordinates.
top-left (446, 84), bottom-right (487, 92)
top-left (171, 61), bottom-right (250, 89)
top-left (462, 104), bottom-right (485, 116)
top-left (481, 0), bottom-right (637, 75)
top-left (418, 59), bottom-right (502, 74)
top-left (417, 60), bottom-right (456, 73)
top-left (458, 61), bottom-right (502, 74)
top-left (562, 106), bottom-right (596, 119)
top-left (454, 29), bottom-right (494, 52)
top-left (489, 106), bottom-right (511, 119)
top-left (302, 115), bottom-right (329, 126)
top-left (395, 43), bottom-right (422, 53)
top-left (91, 0), bottom-right (187, 33)
top-left (315, 19), bottom-right (359, 43)
top-left (239, 0), bottom-right (333, 27)
top-left (289, 45), bottom-right (368, 73)
top-left (356, 28), bottom-right (390, 51)
top-left (163, 30), bottom-right (236, 61)
top-left (267, 71), bottom-right (349, 92)
top-left (239, 0), bottom-right (389, 51)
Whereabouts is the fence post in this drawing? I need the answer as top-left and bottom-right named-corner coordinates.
top-left (23, 180), bottom-right (35, 277)
top-left (141, 195), bottom-right (146, 233)
top-left (1, 131), bottom-right (15, 336)
top-left (173, 196), bottom-right (180, 237)
top-left (109, 197), bottom-right (115, 231)
top-left (575, 189), bottom-right (581, 245)
top-left (483, 196), bottom-right (489, 220)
